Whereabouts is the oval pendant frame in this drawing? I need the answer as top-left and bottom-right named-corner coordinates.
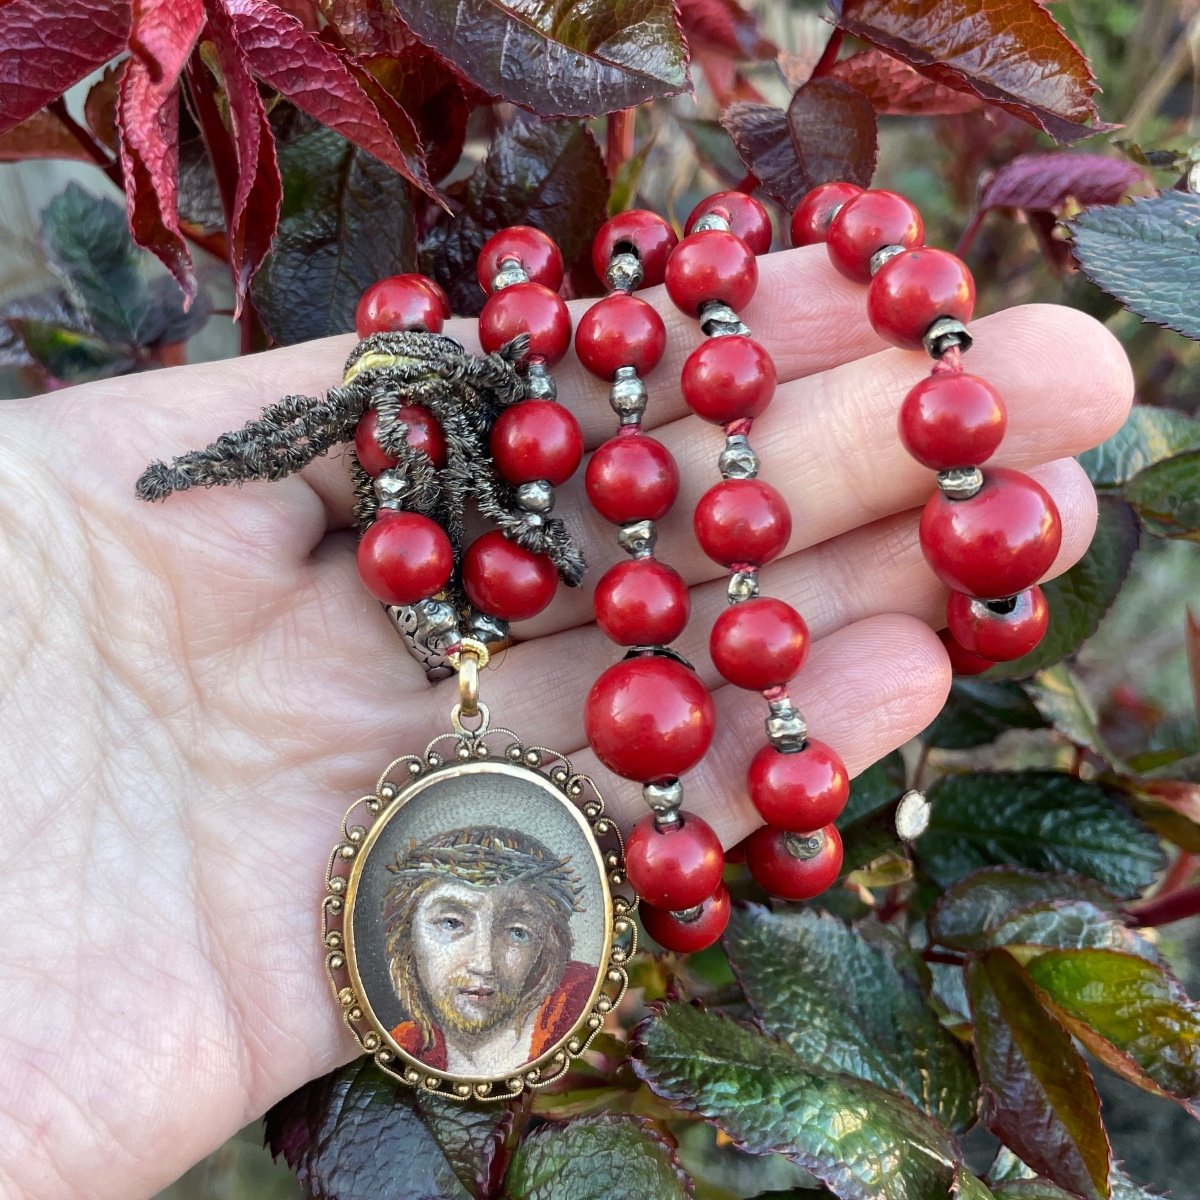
top-left (322, 724), bottom-right (635, 1102)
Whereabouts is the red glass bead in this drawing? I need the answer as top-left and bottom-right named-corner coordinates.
top-left (592, 210), bottom-right (678, 288)
top-left (625, 812), bottom-right (725, 910)
top-left (920, 467), bottom-right (1062, 599)
top-left (680, 335), bottom-right (776, 425)
top-left (939, 628), bottom-right (995, 676)
top-left (747, 739), bottom-right (849, 832)
top-left (585, 656), bottom-right (716, 782)
top-left (946, 586), bottom-right (1049, 662)
top-left (462, 530), bottom-right (558, 622)
top-left (639, 885), bottom-right (731, 953)
top-left (355, 274), bottom-right (447, 336)
top-left (354, 405), bottom-right (448, 476)
top-left (826, 189), bottom-right (923, 283)
top-left (575, 293), bottom-right (667, 379)
top-left (898, 373), bottom-right (1007, 470)
top-left (356, 511), bottom-right (453, 606)
top-left (744, 823), bottom-right (843, 901)
top-left (478, 282), bottom-right (571, 365)
top-left (694, 478), bottom-right (791, 568)
top-left (867, 248), bottom-right (975, 350)
top-left (686, 191), bottom-right (772, 254)
top-left (476, 226), bottom-right (564, 293)
top-left (586, 433), bottom-right (679, 524)
top-left (594, 558), bottom-right (690, 646)
top-left (710, 597), bottom-right (809, 691)
top-left (790, 181), bottom-right (863, 246)
top-left (490, 399), bottom-right (583, 486)
top-left (665, 230), bottom-right (758, 315)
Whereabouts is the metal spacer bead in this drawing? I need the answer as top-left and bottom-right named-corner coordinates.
top-left (924, 317), bottom-right (973, 358)
top-left (491, 255), bottom-right (529, 292)
top-left (937, 466), bottom-right (983, 500)
top-left (896, 789), bottom-right (931, 842)
top-left (605, 251), bottom-right (644, 294)
top-left (869, 243), bottom-right (908, 275)
top-left (766, 699), bottom-right (808, 753)
top-left (524, 359), bottom-right (557, 400)
top-left (783, 830), bottom-right (826, 860)
top-left (516, 479), bottom-right (555, 513)
top-left (719, 433), bottom-right (759, 480)
top-left (466, 612), bottom-right (510, 650)
top-left (693, 212), bottom-right (731, 233)
top-left (982, 595), bottom-right (1019, 616)
top-left (699, 300), bottom-right (750, 338)
top-left (727, 569), bottom-right (759, 604)
top-left (644, 778), bottom-right (684, 827)
top-left (609, 365), bottom-right (647, 425)
top-left (670, 904), bottom-right (705, 923)
top-left (373, 469), bottom-right (408, 509)
top-left (617, 519), bottom-right (657, 558)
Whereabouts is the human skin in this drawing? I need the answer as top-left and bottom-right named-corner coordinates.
top-left (0, 245), bottom-right (1132, 1198)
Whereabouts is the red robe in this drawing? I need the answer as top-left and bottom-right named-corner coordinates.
top-left (390, 961), bottom-right (595, 1071)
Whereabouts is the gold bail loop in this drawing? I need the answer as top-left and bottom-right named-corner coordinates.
top-left (449, 638), bottom-right (490, 717)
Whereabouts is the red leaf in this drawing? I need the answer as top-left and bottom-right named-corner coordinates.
top-left (218, 0), bottom-right (438, 200)
top-left (272, 0), bottom-right (320, 29)
top-left (980, 152), bottom-right (1145, 211)
top-left (117, 0), bottom-right (206, 302)
top-left (829, 48), bottom-right (981, 115)
top-left (0, 109), bottom-right (95, 162)
top-left (678, 0), bottom-right (776, 60)
top-left (84, 64), bottom-right (122, 151)
top-left (691, 44), bottom-right (764, 108)
top-left (831, 0), bottom-right (1114, 144)
top-left (319, 0), bottom-right (415, 55)
top-left (0, 0), bottom-right (130, 136)
top-left (721, 102), bottom-right (804, 208)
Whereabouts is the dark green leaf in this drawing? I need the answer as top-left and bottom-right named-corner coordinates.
top-left (1079, 406), bottom-right (1200, 488)
top-left (839, 750), bottom-right (906, 826)
top-left (264, 1059), bottom-right (512, 1200)
top-left (420, 117), bottom-right (607, 316)
top-left (251, 126), bottom-right (417, 344)
top-left (986, 899), bottom-right (1161, 962)
top-left (9, 317), bottom-right (135, 382)
top-left (986, 496), bottom-right (1139, 679)
top-left (724, 905), bottom-right (978, 1131)
top-left (923, 680), bottom-right (1046, 750)
top-left (967, 950), bottom-right (1110, 1200)
top-left (146, 275), bottom-right (213, 346)
top-left (1022, 665), bottom-right (1108, 758)
top-left (631, 1003), bottom-right (960, 1200)
top-left (1025, 948), bottom-right (1200, 1116)
top-left (1070, 192), bottom-right (1200, 341)
top-left (919, 772), bottom-right (1164, 896)
top-left (1123, 449), bottom-right (1200, 541)
top-left (928, 867), bottom-right (1124, 953)
top-left (501, 1115), bottom-right (690, 1199)
top-left (956, 1172), bottom-right (998, 1200)
top-left (993, 1181), bottom-right (1078, 1199)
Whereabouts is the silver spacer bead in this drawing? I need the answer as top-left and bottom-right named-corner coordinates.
top-left (719, 433), bottom-right (759, 480)
top-left (644, 778), bottom-right (684, 828)
top-left (937, 466), bottom-right (983, 500)
top-left (609, 365), bottom-right (647, 425)
top-left (699, 300), bottom-right (750, 338)
top-left (896, 789), bottom-right (931, 842)
top-left (617, 519), bottom-right (657, 559)
top-left (373, 469), bottom-right (408, 509)
top-left (693, 212), bottom-right (731, 233)
top-left (670, 904), bottom-right (705, 923)
top-left (523, 511), bottom-right (544, 528)
top-left (491, 256), bottom-right (529, 292)
top-left (869, 243), bottom-right (908, 275)
top-left (605, 251), bottom-right (644, 294)
top-left (516, 479), bottom-right (555, 513)
top-left (924, 317), bottom-right (973, 358)
top-left (766, 699), bottom-right (808, 753)
top-left (466, 612), bottom-right (509, 649)
top-left (389, 598), bottom-right (459, 680)
top-left (783, 830), bottom-right (826, 860)
top-left (524, 359), bottom-right (557, 400)
top-left (727, 569), bottom-right (759, 604)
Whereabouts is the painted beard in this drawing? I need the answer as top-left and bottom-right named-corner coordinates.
top-left (429, 972), bottom-right (528, 1037)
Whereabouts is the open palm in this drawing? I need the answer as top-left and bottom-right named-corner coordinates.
top-left (0, 246), bottom-right (1131, 1199)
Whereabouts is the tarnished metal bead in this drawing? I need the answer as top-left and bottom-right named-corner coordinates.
top-left (491, 255), bottom-right (530, 292)
top-left (719, 433), bottom-right (759, 480)
top-left (466, 612), bottom-right (510, 650)
top-left (937, 466), bottom-right (984, 500)
top-left (643, 778), bottom-right (684, 827)
top-left (524, 359), bottom-right (557, 400)
top-left (923, 317), bottom-right (974, 358)
top-left (765, 699), bottom-right (808, 752)
top-left (605, 251), bottom-right (644, 294)
top-left (699, 300), bottom-right (750, 338)
top-left (617, 519), bottom-right (657, 558)
top-left (609, 365), bottom-right (647, 424)
top-left (869, 243), bottom-right (907, 276)
top-left (783, 830), bottom-right (825, 860)
top-left (727, 569), bottom-right (760, 604)
top-left (896, 789), bottom-right (931, 842)
top-left (693, 212), bottom-right (731, 233)
top-left (373, 469), bottom-right (408, 509)
top-left (516, 479), bottom-right (555, 513)
top-left (669, 904), bottom-right (705, 923)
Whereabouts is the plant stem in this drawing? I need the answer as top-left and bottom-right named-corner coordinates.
top-left (922, 948), bottom-right (966, 966)
top-left (48, 98), bottom-right (123, 188)
top-left (810, 29), bottom-right (844, 79)
top-left (606, 108), bottom-right (635, 180)
top-left (1130, 882), bottom-right (1200, 928)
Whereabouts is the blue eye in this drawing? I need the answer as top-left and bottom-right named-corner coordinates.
top-left (439, 916), bottom-right (464, 933)
top-left (508, 926), bottom-right (531, 943)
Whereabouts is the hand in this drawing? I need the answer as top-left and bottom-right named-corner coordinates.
top-left (0, 246), bottom-right (1131, 1199)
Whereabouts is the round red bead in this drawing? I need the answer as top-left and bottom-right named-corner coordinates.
top-left (744, 823), bottom-right (843, 900)
top-left (639, 885), bottom-right (731, 953)
top-left (939, 628), bottom-right (995, 676)
top-left (490, 400), bottom-right (583, 486)
top-left (594, 558), bottom-right (690, 646)
top-left (898, 373), bottom-right (1007, 470)
top-left (624, 812), bottom-right (725, 910)
top-left (694, 478), bottom-right (791, 568)
top-left (476, 226), bottom-right (564, 293)
top-left (680, 335), bottom-right (776, 425)
top-left (946, 586), bottom-right (1049, 662)
top-left (710, 597), bottom-right (808, 691)
top-left (686, 191), bottom-right (772, 254)
top-left (355, 274), bottom-right (447, 336)
top-left (665, 230), bottom-right (758, 315)
top-left (574, 293), bottom-right (667, 379)
top-left (585, 656), bottom-right (715, 782)
top-left (478, 282), bottom-right (571, 365)
top-left (919, 467), bottom-right (1062, 599)
top-left (354, 405), bottom-right (448, 476)
top-left (356, 511), bottom-right (453, 606)
top-left (462, 530), bottom-right (558, 622)
top-left (791, 181), bottom-right (863, 246)
top-left (586, 433), bottom-right (679, 524)
top-left (826, 189), bottom-right (923, 283)
top-left (592, 210), bottom-right (678, 288)
top-left (747, 740), bottom-right (849, 832)
top-left (868, 248), bottom-right (975, 350)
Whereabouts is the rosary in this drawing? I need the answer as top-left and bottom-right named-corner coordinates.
top-left (137, 186), bottom-right (1061, 1100)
